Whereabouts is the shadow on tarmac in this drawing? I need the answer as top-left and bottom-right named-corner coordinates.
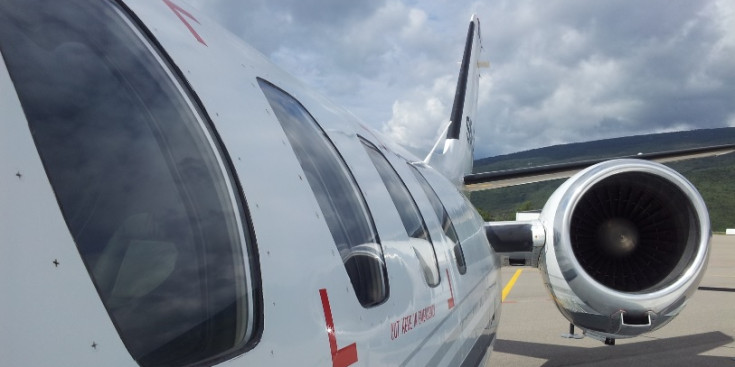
top-left (494, 331), bottom-right (735, 366)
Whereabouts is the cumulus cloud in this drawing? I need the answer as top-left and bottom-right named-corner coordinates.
top-left (382, 74), bottom-right (456, 154)
top-left (188, 0), bottom-right (735, 158)
top-left (473, 0), bottom-right (735, 155)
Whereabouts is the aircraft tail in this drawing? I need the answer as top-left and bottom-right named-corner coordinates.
top-left (425, 15), bottom-right (484, 187)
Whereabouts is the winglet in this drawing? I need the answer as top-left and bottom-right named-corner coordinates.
top-left (425, 15), bottom-right (483, 187)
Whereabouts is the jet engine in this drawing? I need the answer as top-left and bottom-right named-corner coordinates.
top-left (537, 159), bottom-right (710, 341)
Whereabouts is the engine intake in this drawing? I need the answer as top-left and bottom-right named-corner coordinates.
top-left (539, 159), bottom-right (710, 340)
top-left (570, 171), bottom-right (698, 292)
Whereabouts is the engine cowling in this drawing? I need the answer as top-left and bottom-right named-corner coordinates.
top-left (538, 159), bottom-right (710, 340)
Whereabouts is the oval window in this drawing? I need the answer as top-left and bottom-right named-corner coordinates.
top-left (0, 1), bottom-right (260, 365)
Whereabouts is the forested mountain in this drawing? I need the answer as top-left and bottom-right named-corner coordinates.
top-left (474, 127), bottom-right (735, 173)
top-left (470, 128), bottom-right (735, 232)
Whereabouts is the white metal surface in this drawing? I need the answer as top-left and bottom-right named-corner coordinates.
top-left (538, 159), bottom-right (711, 340)
top-left (0, 48), bottom-right (138, 367)
top-left (0, 1), bottom-right (499, 366)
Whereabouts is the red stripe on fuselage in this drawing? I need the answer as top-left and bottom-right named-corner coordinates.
top-left (319, 288), bottom-right (358, 367)
top-left (446, 269), bottom-right (455, 309)
top-left (162, 0), bottom-right (207, 46)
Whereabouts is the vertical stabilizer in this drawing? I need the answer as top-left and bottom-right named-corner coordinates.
top-left (425, 15), bottom-right (484, 187)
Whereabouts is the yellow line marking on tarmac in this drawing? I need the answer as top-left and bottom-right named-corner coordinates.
top-left (502, 269), bottom-right (523, 302)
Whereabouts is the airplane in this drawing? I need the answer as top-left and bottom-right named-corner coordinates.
top-left (0, 0), bottom-right (724, 366)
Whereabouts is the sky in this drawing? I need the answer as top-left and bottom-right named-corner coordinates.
top-left (187, 0), bottom-right (735, 159)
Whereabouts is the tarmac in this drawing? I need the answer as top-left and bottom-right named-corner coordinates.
top-left (485, 235), bottom-right (735, 367)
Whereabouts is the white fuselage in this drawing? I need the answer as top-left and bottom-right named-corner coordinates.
top-left (0, 1), bottom-right (501, 366)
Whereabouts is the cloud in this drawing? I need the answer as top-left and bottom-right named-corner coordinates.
top-left (382, 74), bottom-right (456, 154)
top-left (473, 0), bottom-right (735, 156)
top-left (188, 0), bottom-right (735, 158)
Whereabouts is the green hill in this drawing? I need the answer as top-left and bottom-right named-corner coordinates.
top-left (474, 127), bottom-right (735, 172)
top-left (470, 128), bottom-right (735, 232)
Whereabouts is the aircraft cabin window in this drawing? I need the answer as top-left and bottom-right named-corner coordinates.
top-left (0, 1), bottom-right (260, 366)
top-left (360, 139), bottom-right (440, 287)
top-left (258, 79), bottom-right (389, 307)
top-left (410, 165), bottom-right (468, 275)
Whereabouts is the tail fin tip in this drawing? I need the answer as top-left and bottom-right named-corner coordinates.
top-left (425, 15), bottom-right (483, 187)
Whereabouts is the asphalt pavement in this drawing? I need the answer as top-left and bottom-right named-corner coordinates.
top-left (485, 235), bottom-right (735, 367)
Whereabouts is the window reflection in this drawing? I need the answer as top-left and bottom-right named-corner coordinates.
top-left (0, 0), bottom-right (258, 365)
top-left (361, 139), bottom-right (440, 286)
top-left (410, 165), bottom-right (468, 275)
top-left (258, 79), bottom-right (388, 307)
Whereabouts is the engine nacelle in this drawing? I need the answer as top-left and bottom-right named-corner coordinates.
top-left (538, 159), bottom-right (710, 340)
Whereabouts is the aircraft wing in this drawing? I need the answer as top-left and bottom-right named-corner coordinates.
top-left (465, 143), bottom-right (735, 191)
